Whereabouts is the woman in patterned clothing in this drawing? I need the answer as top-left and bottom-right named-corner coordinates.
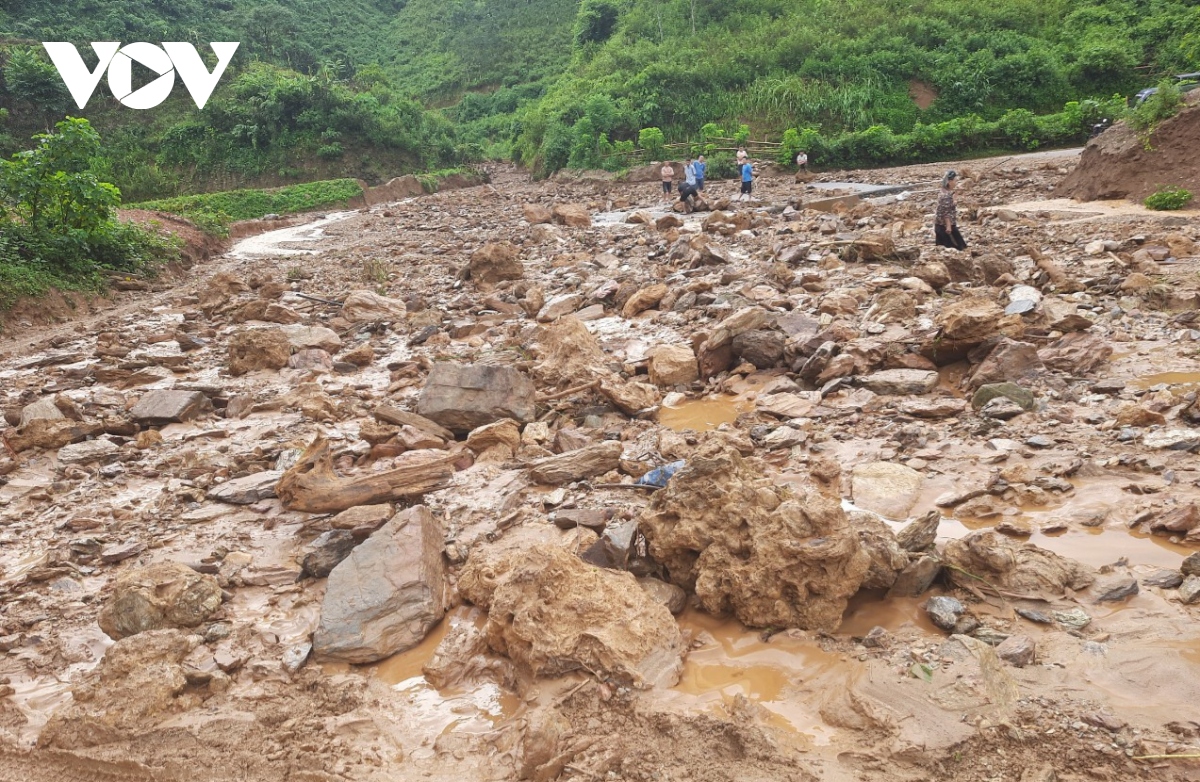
top-left (934, 170), bottom-right (967, 250)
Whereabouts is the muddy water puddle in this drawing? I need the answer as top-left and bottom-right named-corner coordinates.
top-left (1131, 371), bottom-right (1200, 393)
top-left (658, 396), bottom-right (754, 432)
top-left (325, 608), bottom-right (519, 740)
top-left (674, 609), bottom-right (843, 744)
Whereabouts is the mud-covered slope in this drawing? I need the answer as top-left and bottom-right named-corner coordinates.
top-left (1055, 94), bottom-right (1200, 203)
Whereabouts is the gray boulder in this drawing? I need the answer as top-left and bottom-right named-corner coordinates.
top-left (416, 363), bottom-right (536, 434)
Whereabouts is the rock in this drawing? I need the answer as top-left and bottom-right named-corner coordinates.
top-left (637, 577), bottom-right (687, 614)
top-left (57, 439), bottom-right (119, 465)
top-left (340, 290), bottom-right (407, 322)
top-left (851, 462), bottom-right (923, 520)
top-left (331, 504), bottom-right (394, 532)
top-left (861, 626), bottom-right (889, 648)
top-left (1179, 575), bottom-right (1200, 604)
top-left (648, 345), bottom-right (699, 386)
top-left (1053, 607), bottom-right (1092, 630)
top-left (129, 390), bottom-right (212, 425)
top-left (1038, 331), bottom-right (1113, 375)
top-left (206, 470), bottom-right (282, 505)
top-left (1144, 428), bottom-right (1200, 451)
top-left (655, 214), bottom-right (682, 230)
top-left (1142, 569), bottom-right (1184, 589)
top-left (638, 445), bottom-right (869, 632)
top-left (981, 396), bottom-right (1026, 420)
top-left (939, 297), bottom-right (1005, 342)
top-left (227, 328), bottom-right (290, 376)
top-left (287, 348), bottom-right (334, 372)
top-left (529, 441), bottom-right (624, 485)
top-left (465, 419), bottom-right (521, 455)
top-left (598, 376), bottom-right (661, 416)
top-left (968, 339), bottom-right (1043, 390)
top-left (301, 530), bottom-right (359, 579)
top-left (551, 203), bottom-right (591, 227)
top-left (943, 531), bottom-right (1096, 594)
top-left (850, 513), bottom-right (911, 590)
top-left (522, 204), bottom-right (552, 225)
top-left (552, 509), bottom-right (611, 531)
top-left (458, 543), bottom-right (684, 687)
top-left (1015, 607), bottom-right (1053, 624)
top-left (416, 363), bottom-right (537, 433)
top-left (899, 398), bottom-right (967, 418)
top-left (313, 506), bottom-right (447, 663)
top-left (888, 555), bottom-right (941, 597)
top-left (860, 369), bottom-right (938, 395)
top-left (731, 330), bottom-right (786, 369)
top-left (100, 540), bottom-right (147, 564)
top-left (581, 519), bottom-right (640, 570)
top-left (622, 284), bottom-right (669, 318)
top-left (925, 596), bottom-right (965, 631)
top-left (536, 293), bottom-right (583, 322)
top-left (97, 562), bottom-right (223, 640)
top-left (896, 510), bottom-right (941, 552)
top-left (1091, 574), bottom-right (1139, 603)
top-left (1182, 552), bottom-right (1200, 577)
top-left (19, 397), bottom-right (65, 427)
top-left (280, 324), bottom-right (343, 352)
top-left (971, 383), bottom-right (1035, 411)
top-left (995, 634), bottom-right (1036, 667)
top-left (469, 241), bottom-right (524, 286)
top-left (374, 406), bottom-right (455, 441)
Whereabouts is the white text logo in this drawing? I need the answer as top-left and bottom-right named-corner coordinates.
top-left (42, 42), bottom-right (239, 110)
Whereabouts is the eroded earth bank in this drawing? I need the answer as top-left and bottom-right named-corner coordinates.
top-left (1, 145), bottom-right (1200, 782)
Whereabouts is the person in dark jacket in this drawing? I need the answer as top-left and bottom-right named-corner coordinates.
top-left (934, 170), bottom-right (966, 251)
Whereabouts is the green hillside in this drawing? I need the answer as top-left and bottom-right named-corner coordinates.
top-left (1, 0), bottom-right (1198, 192)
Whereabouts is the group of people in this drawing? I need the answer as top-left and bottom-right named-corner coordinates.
top-left (655, 147), bottom-right (968, 253)
top-left (661, 148), bottom-right (758, 212)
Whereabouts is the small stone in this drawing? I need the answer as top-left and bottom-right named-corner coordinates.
top-left (1144, 429), bottom-right (1200, 451)
top-left (100, 540), bottom-right (147, 564)
top-left (207, 471), bottom-right (282, 505)
top-left (1053, 607), bottom-right (1092, 630)
top-left (1179, 575), bottom-right (1200, 604)
top-left (862, 626), bottom-right (889, 648)
top-left (859, 369), bottom-right (938, 395)
top-left (1182, 553), bottom-right (1200, 577)
top-left (971, 626), bottom-right (1010, 646)
top-left (130, 390), bottom-right (212, 425)
top-left (971, 382), bottom-right (1035, 411)
top-left (996, 634), bottom-right (1036, 667)
top-left (1015, 607), bottom-right (1053, 624)
top-left (552, 509), bottom-right (610, 531)
top-left (925, 596), bottom-right (965, 631)
top-left (57, 439), bottom-right (119, 465)
top-left (981, 397), bottom-right (1026, 420)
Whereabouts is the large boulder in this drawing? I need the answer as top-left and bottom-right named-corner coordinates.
top-left (312, 506), bottom-right (447, 663)
top-left (416, 362), bottom-right (537, 434)
top-left (469, 241), bottom-right (525, 286)
top-left (227, 327), bottom-right (291, 376)
top-left (551, 203), bottom-right (591, 227)
top-left (638, 445), bottom-right (869, 631)
top-left (851, 462), bottom-right (923, 520)
top-left (458, 544), bottom-right (684, 688)
top-left (340, 290), bottom-right (407, 322)
top-left (942, 530), bottom-right (1096, 594)
top-left (97, 562), bottom-right (224, 640)
top-left (129, 390), bottom-right (212, 426)
top-left (648, 345), bottom-right (699, 386)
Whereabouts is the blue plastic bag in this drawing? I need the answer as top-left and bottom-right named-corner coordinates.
top-left (637, 460), bottom-right (687, 488)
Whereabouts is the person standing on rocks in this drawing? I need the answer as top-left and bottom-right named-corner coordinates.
top-left (678, 158), bottom-right (701, 212)
top-left (695, 155), bottom-right (707, 192)
top-left (684, 156), bottom-right (698, 191)
top-left (934, 170), bottom-right (967, 251)
top-left (738, 158), bottom-right (754, 201)
top-left (736, 147), bottom-right (748, 166)
top-left (661, 162), bottom-right (675, 198)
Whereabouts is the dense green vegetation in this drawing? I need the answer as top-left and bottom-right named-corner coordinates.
top-left (1144, 185), bottom-right (1194, 209)
top-left (0, 118), bottom-right (177, 308)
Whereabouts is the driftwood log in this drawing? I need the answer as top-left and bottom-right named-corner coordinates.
top-left (276, 437), bottom-right (457, 514)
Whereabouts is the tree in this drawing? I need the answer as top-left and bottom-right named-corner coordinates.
top-left (3, 47), bottom-right (69, 129)
top-left (574, 0), bottom-right (620, 47)
top-left (638, 127), bottom-right (666, 159)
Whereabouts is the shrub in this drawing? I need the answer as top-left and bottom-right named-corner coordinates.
top-left (1126, 79), bottom-right (1183, 135)
top-left (1144, 186), bottom-right (1193, 211)
top-left (638, 127), bottom-right (666, 159)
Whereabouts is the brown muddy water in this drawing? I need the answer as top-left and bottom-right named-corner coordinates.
top-left (658, 396), bottom-right (754, 432)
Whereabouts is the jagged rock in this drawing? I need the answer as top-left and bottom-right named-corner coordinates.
top-left (458, 543), bottom-right (684, 687)
top-left (417, 363), bottom-right (537, 433)
top-left (1144, 429), bottom-right (1200, 452)
top-left (971, 383), bottom-right (1035, 411)
top-left (331, 504), bottom-right (394, 532)
top-left (939, 297), bottom-right (1005, 342)
top-left (1142, 569), bottom-right (1184, 589)
top-left (731, 330), bottom-right (786, 369)
top-left (533, 316), bottom-right (607, 385)
top-left (206, 471), bottom-right (282, 505)
top-left (1091, 574), bottom-right (1139, 603)
top-left (655, 214), bottom-right (683, 230)
top-left (97, 562), bottom-right (223, 640)
top-left (19, 397), bottom-right (64, 427)
top-left (638, 444), bottom-right (869, 631)
top-left (470, 241), bottom-right (524, 286)
top-left (58, 439), bottom-right (119, 465)
top-left (925, 596), bottom-right (965, 631)
top-left (1183, 552), bottom-right (1200, 577)
top-left (301, 530), bottom-right (359, 579)
top-left (896, 510), bottom-right (941, 552)
top-left (129, 390), bottom-right (212, 425)
top-left (996, 634), bottom-right (1036, 667)
top-left (648, 345), bottom-right (699, 386)
top-left (899, 398), bottom-right (967, 418)
top-left (942, 530), bottom-right (1096, 594)
top-left (1179, 575), bottom-right (1200, 604)
top-left (313, 506), bottom-right (447, 663)
top-left (227, 328), bottom-right (291, 376)
top-left (850, 513), bottom-right (911, 590)
top-left (529, 441), bottom-right (623, 485)
top-left (288, 348), bottom-right (334, 372)
top-left (622, 284), bottom-right (669, 318)
top-left (523, 204), bottom-right (552, 225)
top-left (551, 203), bottom-right (591, 227)
top-left (536, 293), bottom-right (583, 322)
top-left (1038, 331), bottom-right (1113, 375)
top-left (968, 339), bottom-right (1043, 390)
top-left (888, 555), bottom-right (942, 597)
top-left (637, 577), bottom-right (687, 614)
top-left (465, 419), bottom-right (521, 455)
top-left (851, 462), bottom-right (923, 520)
top-left (581, 520), bottom-right (639, 570)
top-left (280, 324), bottom-right (343, 352)
top-left (598, 375), bottom-right (661, 415)
top-left (374, 405), bottom-right (455, 441)
top-left (860, 369), bottom-right (938, 395)
top-left (340, 290), bottom-right (407, 322)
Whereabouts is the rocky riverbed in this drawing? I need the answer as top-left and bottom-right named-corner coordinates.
top-left (1, 155), bottom-right (1199, 782)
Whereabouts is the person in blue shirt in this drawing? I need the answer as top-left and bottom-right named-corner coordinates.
top-left (694, 155), bottom-right (707, 192)
top-left (678, 157), bottom-right (701, 211)
top-left (739, 160), bottom-right (754, 201)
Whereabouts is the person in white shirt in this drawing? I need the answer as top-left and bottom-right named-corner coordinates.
top-left (795, 151), bottom-right (808, 171)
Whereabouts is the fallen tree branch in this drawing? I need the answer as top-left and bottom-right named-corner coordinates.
top-left (539, 380), bottom-right (600, 402)
top-left (276, 436), bottom-right (456, 513)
